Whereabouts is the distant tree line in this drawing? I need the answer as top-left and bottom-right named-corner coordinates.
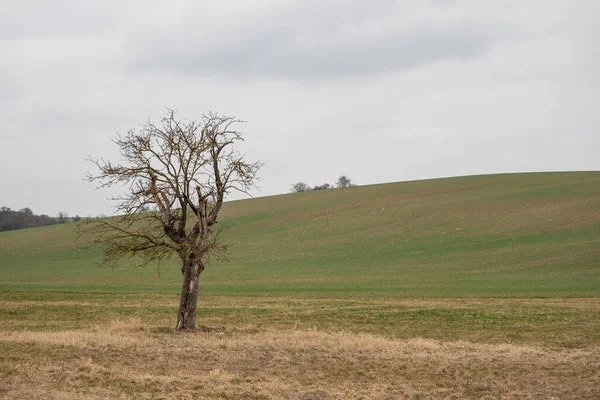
top-left (291, 175), bottom-right (356, 193)
top-left (0, 207), bottom-right (73, 232)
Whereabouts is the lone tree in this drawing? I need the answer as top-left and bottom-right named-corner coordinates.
top-left (81, 110), bottom-right (261, 331)
top-left (336, 175), bottom-right (354, 188)
top-left (291, 182), bottom-right (311, 193)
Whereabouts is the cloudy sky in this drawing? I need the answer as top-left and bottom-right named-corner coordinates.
top-left (1, 0), bottom-right (598, 216)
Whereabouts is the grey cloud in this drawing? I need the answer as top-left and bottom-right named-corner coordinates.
top-left (0, 0), bottom-right (138, 39)
top-left (124, 2), bottom-right (508, 79)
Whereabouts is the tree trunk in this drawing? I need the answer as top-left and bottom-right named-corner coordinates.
top-left (175, 255), bottom-right (204, 331)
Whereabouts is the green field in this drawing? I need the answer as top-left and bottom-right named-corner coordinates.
top-left (2, 172), bottom-right (600, 399)
top-left (1, 172), bottom-right (599, 296)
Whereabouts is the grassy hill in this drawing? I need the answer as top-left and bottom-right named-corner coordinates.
top-left (1, 172), bottom-right (599, 297)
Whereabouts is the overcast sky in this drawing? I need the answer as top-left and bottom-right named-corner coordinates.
top-left (1, 0), bottom-right (598, 216)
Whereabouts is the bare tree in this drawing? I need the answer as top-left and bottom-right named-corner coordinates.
top-left (336, 175), bottom-right (354, 188)
top-left (57, 211), bottom-right (69, 223)
top-left (80, 110), bottom-right (261, 331)
top-left (291, 182), bottom-right (311, 193)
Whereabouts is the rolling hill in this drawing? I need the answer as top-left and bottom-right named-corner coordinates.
top-left (1, 172), bottom-right (599, 297)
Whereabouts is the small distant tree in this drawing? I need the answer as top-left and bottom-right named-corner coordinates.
top-left (312, 183), bottom-right (331, 191)
top-left (336, 175), bottom-right (354, 188)
top-left (81, 109), bottom-right (261, 331)
top-left (73, 215), bottom-right (82, 222)
top-left (57, 211), bottom-right (69, 223)
top-left (291, 182), bottom-right (311, 193)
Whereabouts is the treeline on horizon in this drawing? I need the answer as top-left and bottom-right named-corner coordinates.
top-left (291, 175), bottom-right (357, 193)
top-left (0, 207), bottom-right (70, 232)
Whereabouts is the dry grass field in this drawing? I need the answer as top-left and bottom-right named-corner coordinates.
top-left (1, 294), bottom-right (599, 399)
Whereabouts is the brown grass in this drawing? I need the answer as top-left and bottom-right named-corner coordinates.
top-left (1, 317), bottom-right (599, 400)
